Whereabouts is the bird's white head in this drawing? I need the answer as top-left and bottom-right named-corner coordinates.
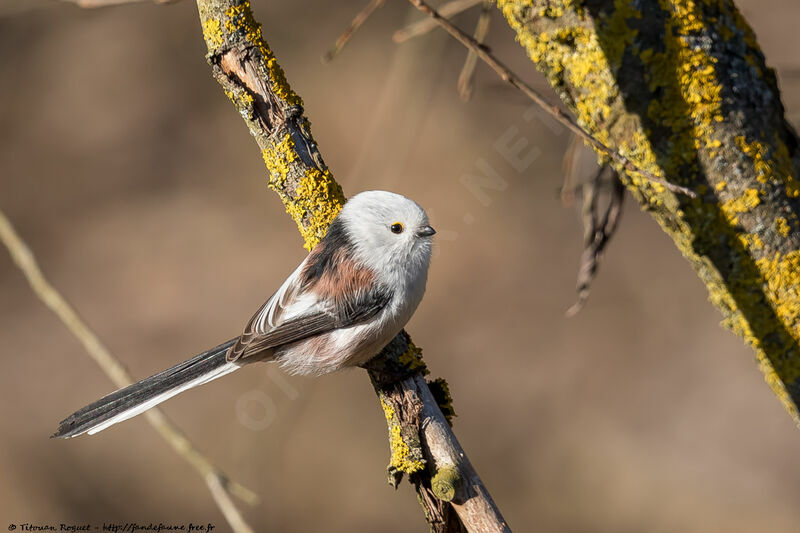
top-left (338, 190), bottom-right (435, 278)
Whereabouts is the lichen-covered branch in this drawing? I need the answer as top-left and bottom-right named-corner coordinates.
top-left (498, 0), bottom-right (800, 422)
top-left (365, 334), bottom-right (502, 532)
top-left (198, 0), bottom-right (343, 251)
top-left (194, 1), bottom-right (509, 531)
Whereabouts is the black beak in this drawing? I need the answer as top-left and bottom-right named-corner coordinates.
top-left (416, 225), bottom-right (436, 237)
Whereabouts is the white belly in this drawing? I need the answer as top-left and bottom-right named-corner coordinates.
top-left (273, 290), bottom-right (420, 376)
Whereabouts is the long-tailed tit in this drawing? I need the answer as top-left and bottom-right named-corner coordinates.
top-left (54, 190), bottom-right (435, 438)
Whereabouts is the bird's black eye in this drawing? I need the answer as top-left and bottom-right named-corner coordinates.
top-left (390, 222), bottom-right (405, 234)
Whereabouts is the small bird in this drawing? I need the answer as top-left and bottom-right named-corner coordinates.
top-left (53, 190), bottom-right (435, 438)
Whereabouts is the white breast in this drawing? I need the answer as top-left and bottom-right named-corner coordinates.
top-left (275, 277), bottom-right (425, 376)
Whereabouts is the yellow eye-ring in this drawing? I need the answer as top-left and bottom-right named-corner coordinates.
top-left (390, 222), bottom-right (405, 234)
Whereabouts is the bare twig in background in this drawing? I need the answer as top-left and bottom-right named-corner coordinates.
top-left (456, 1), bottom-right (491, 102)
top-left (393, 0), bottom-right (482, 43)
top-left (560, 134), bottom-right (626, 311)
top-left (196, 0), bottom-right (509, 530)
top-left (560, 133), bottom-right (583, 207)
top-left (0, 210), bottom-right (256, 533)
top-left (205, 472), bottom-right (256, 533)
top-left (61, 0), bottom-right (176, 7)
top-left (565, 166), bottom-right (625, 317)
top-left (322, 0), bottom-right (386, 63)
top-left (346, 4), bottom-right (451, 191)
top-left (405, 0), bottom-right (697, 198)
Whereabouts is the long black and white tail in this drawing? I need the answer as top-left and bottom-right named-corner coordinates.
top-left (53, 339), bottom-right (239, 438)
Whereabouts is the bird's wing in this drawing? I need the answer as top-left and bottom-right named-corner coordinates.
top-left (226, 260), bottom-right (305, 362)
top-left (235, 290), bottom-right (390, 359)
top-left (226, 254), bottom-right (392, 363)
top-left (245, 263), bottom-right (304, 336)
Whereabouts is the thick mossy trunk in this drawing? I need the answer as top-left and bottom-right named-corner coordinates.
top-left (198, 0), bottom-right (344, 250)
top-left (499, 0), bottom-right (800, 421)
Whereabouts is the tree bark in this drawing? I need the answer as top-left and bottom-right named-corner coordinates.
top-left (498, 0), bottom-right (800, 423)
top-left (194, 1), bottom-right (509, 531)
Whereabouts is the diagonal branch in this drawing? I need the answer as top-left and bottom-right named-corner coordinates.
top-left (456, 0), bottom-right (492, 102)
top-left (195, 1), bottom-right (509, 531)
top-left (321, 0), bottom-right (386, 64)
top-left (498, 0), bottom-right (800, 423)
top-left (0, 210), bottom-right (256, 533)
top-left (560, 133), bottom-right (583, 207)
top-left (404, 0), bottom-right (696, 198)
top-left (393, 0), bottom-right (483, 43)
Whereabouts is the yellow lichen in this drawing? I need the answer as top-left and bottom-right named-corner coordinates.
top-left (646, 0), bottom-right (725, 182)
top-left (261, 135), bottom-right (344, 250)
top-left (222, 1), bottom-right (302, 107)
top-left (721, 188), bottom-right (760, 219)
top-left (202, 18), bottom-right (224, 49)
top-left (380, 397), bottom-right (425, 474)
top-left (532, 26), bottom-right (615, 141)
top-left (287, 168), bottom-right (344, 250)
top-left (735, 134), bottom-right (796, 195)
top-left (238, 91), bottom-right (254, 106)
top-left (222, 87), bottom-right (254, 111)
top-left (498, 0), bottom-right (800, 423)
top-left (397, 339), bottom-right (428, 375)
top-left (601, 0), bottom-right (642, 70)
top-left (261, 134), bottom-right (296, 187)
top-left (498, 0), bottom-right (619, 142)
top-left (776, 217), bottom-right (790, 237)
top-left (428, 377), bottom-right (457, 425)
top-left (755, 251), bottom-right (800, 333)
top-left (751, 250), bottom-right (800, 415)
top-left (737, 232), bottom-right (764, 251)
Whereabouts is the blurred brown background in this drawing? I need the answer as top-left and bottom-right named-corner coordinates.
top-left (1, 1), bottom-right (800, 531)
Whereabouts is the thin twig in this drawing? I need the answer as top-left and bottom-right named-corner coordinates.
top-left (393, 0), bottom-right (483, 43)
top-left (405, 0), bottom-right (697, 198)
top-left (565, 166), bottom-right (625, 317)
top-left (205, 473), bottom-right (256, 533)
top-left (457, 1), bottom-right (491, 102)
top-left (322, 0), bottom-right (386, 63)
top-left (560, 133), bottom-right (583, 207)
top-left (0, 210), bottom-right (256, 533)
